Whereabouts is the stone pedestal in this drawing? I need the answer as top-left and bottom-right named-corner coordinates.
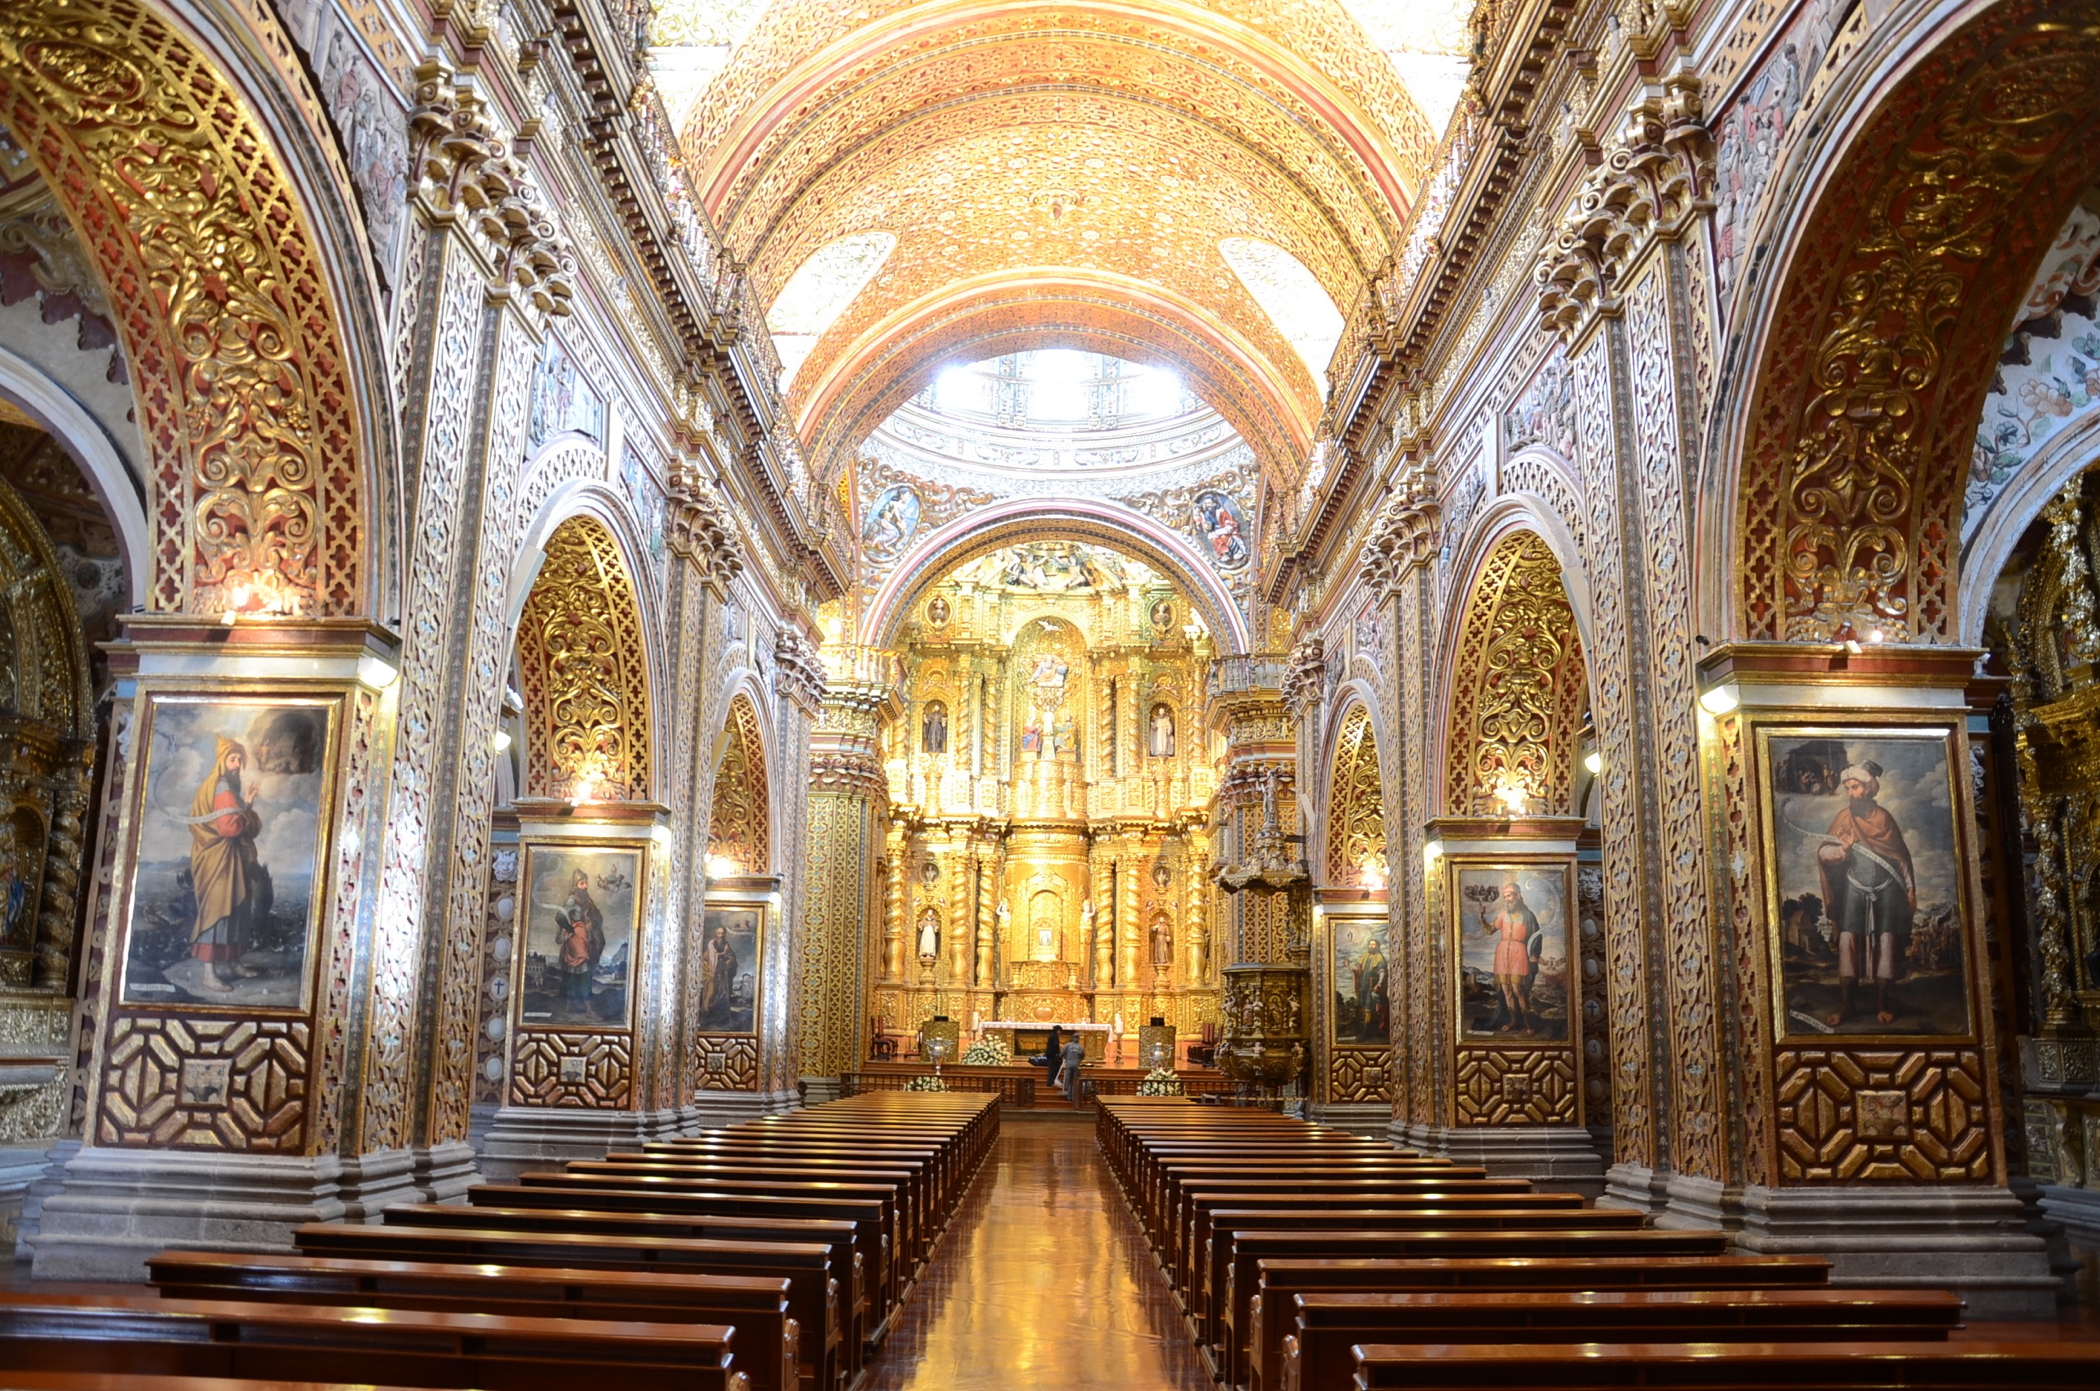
top-left (27, 1145), bottom-right (430, 1280)
top-left (479, 1105), bottom-right (690, 1185)
top-left (1309, 1102), bottom-right (1391, 1137)
top-left (1426, 1125), bottom-right (1607, 1199)
top-left (1733, 1183), bottom-right (2061, 1319)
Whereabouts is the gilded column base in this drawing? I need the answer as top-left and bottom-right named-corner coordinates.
top-left (1732, 1183), bottom-right (2063, 1319)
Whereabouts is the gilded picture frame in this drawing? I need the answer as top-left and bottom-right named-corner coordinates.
top-left (1755, 722), bottom-right (1977, 1042)
top-left (514, 839), bottom-right (647, 1034)
top-left (116, 689), bottom-right (345, 1015)
top-left (1326, 913), bottom-right (1392, 1049)
top-left (697, 898), bottom-right (766, 1037)
top-left (1449, 855), bottom-right (1577, 1045)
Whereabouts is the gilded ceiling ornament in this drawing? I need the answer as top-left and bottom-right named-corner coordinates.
top-left (1446, 531), bottom-right (1587, 816)
top-left (0, 0), bottom-right (366, 614)
top-left (516, 516), bottom-right (653, 801)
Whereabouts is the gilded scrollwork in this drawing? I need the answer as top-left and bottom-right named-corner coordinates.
top-left (518, 516), bottom-right (654, 802)
top-left (708, 695), bottom-right (771, 877)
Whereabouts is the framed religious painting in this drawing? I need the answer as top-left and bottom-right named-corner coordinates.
top-left (1327, 915), bottom-right (1392, 1049)
top-left (697, 899), bottom-right (766, 1036)
top-left (515, 840), bottom-right (646, 1033)
top-left (1756, 723), bottom-right (1974, 1040)
top-left (1450, 858), bottom-right (1576, 1044)
top-left (117, 691), bottom-right (344, 1013)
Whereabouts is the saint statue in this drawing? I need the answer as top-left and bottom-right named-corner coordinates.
top-left (917, 910), bottom-right (940, 961)
top-left (1052, 717), bottom-right (1077, 758)
top-left (1149, 915), bottom-right (1173, 970)
top-left (922, 700), bottom-right (948, 754)
top-left (188, 737), bottom-right (266, 992)
top-left (1149, 704), bottom-right (1175, 758)
top-left (1021, 722), bottom-right (1043, 755)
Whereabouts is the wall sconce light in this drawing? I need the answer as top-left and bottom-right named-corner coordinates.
top-left (1491, 774), bottom-right (1532, 816)
top-left (1422, 838), bottom-right (1444, 866)
top-left (1583, 750), bottom-right (1603, 775)
top-left (706, 853), bottom-right (740, 879)
top-left (358, 653), bottom-right (400, 690)
top-left (491, 730), bottom-right (512, 754)
top-left (1360, 858), bottom-right (1387, 891)
top-left (1697, 684), bottom-right (1739, 716)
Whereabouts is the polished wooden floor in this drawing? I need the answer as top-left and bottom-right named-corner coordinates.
top-left (862, 1116), bottom-right (1211, 1391)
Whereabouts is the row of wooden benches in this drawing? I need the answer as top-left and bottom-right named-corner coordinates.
top-left (0, 1092), bottom-right (1000, 1391)
top-left (1096, 1098), bottom-right (2100, 1391)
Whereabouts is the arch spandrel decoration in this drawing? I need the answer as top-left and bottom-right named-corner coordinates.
top-left (517, 516), bottom-right (654, 802)
top-left (1445, 531), bottom-right (1588, 817)
top-left (1325, 702), bottom-right (1383, 888)
top-left (1730, 0), bottom-right (2100, 643)
top-left (708, 694), bottom-right (772, 877)
top-left (0, 0), bottom-right (367, 616)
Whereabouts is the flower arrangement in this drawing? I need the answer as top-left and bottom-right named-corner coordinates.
top-left (1137, 1065), bottom-right (1185, 1097)
top-left (959, 1037), bottom-right (1011, 1067)
top-left (903, 1074), bottom-right (948, 1092)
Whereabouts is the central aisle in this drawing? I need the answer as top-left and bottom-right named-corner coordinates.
top-left (861, 1115), bottom-right (1211, 1391)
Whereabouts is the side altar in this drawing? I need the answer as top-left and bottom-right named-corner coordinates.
top-left (981, 1020), bottom-right (1109, 1063)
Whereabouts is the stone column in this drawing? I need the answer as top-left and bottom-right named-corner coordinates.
top-left (973, 837), bottom-right (997, 993)
top-left (766, 631), bottom-right (826, 1105)
top-left (881, 820), bottom-right (907, 986)
top-left (801, 660), bottom-right (888, 1098)
top-left (1117, 845), bottom-right (1142, 997)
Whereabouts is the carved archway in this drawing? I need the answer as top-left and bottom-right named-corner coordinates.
top-left (515, 515), bottom-right (653, 801)
top-left (0, 0), bottom-right (374, 617)
top-left (1443, 530), bottom-right (1588, 817)
top-left (1325, 702), bottom-right (1384, 889)
top-left (708, 694), bottom-right (772, 877)
top-left (1727, 0), bottom-right (2100, 642)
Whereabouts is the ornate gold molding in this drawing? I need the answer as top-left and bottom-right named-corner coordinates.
top-left (1445, 531), bottom-right (1587, 816)
top-left (517, 515), bottom-right (653, 801)
top-left (774, 628), bottom-right (828, 716)
top-left (708, 694), bottom-right (770, 876)
top-left (0, 0), bottom-right (367, 615)
top-left (1281, 637), bottom-right (1327, 722)
top-left (667, 466), bottom-right (748, 592)
top-left (1324, 704), bottom-right (1384, 887)
top-left (1360, 487), bottom-right (1442, 602)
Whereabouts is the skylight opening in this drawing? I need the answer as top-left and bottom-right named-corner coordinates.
top-left (1218, 238), bottom-right (1345, 394)
top-left (767, 231), bottom-right (897, 390)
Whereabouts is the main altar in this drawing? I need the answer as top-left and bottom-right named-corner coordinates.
top-left (863, 544), bottom-right (1223, 1057)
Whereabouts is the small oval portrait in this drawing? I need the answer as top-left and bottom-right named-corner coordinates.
top-left (926, 596), bottom-right (950, 627)
top-left (1150, 599), bottom-right (1173, 630)
top-left (1191, 490), bottom-right (1249, 570)
top-left (862, 485), bottom-right (922, 561)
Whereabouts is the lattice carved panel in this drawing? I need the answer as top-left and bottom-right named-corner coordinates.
top-left (1324, 704), bottom-right (1384, 886)
top-left (1455, 1047), bottom-right (1579, 1127)
top-left (0, 0), bottom-right (364, 614)
top-left (709, 694), bottom-right (771, 875)
top-left (1328, 1047), bottom-right (1390, 1105)
top-left (1773, 1047), bottom-right (1994, 1182)
top-left (519, 516), bottom-right (654, 801)
top-left (509, 1028), bottom-right (633, 1109)
top-left (98, 1015), bottom-right (311, 1150)
top-left (695, 1033), bottom-right (759, 1091)
top-left (1444, 530), bottom-right (1588, 816)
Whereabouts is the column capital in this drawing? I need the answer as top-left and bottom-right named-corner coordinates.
top-left (774, 628), bottom-right (828, 716)
top-left (666, 467), bottom-right (748, 592)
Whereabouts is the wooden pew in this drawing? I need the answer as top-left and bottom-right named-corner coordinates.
top-left (1246, 1253), bottom-right (1836, 1391)
top-left (1346, 1340), bottom-right (2100, 1390)
top-left (0, 1292), bottom-right (748, 1391)
top-left (580, 1157), bottom-right (929, 1261)
top-left (147, 1251), bottom-right (799, 1391)
top-left (1204, 1207), bottom-right (1650, 1359)
top-left (293, 1224), bottom-right (844, 1391)
top-left (1217, 1227), bottom-right (1733, 1391)
top-left (1279, 1288), bottom-right (1966, 1391)
top-left (0, 1376), bottom-right (427, 1391)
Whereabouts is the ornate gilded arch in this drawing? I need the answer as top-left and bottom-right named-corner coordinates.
top-left (1729, 0), bottom-right (2100, 642)
top-left (1444, 530), bottom-right (1588, 816)
top-left (708, 694), bottom-right (772, 877)
top-left (0, 0), bottom-right (369, 616)
top-left (516, 515), bottom-right (653, 801)
top-left (1325, 702), bottom-right (1384, 888)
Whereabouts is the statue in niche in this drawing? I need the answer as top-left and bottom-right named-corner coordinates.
top-left (1052, 716), bottom-right (1077, 758)
top-left (1150, 914), bottom-right (1173, 971)
top-left (916, 909), bottom-right (940, 962)
top-left (1029, 651), bottom-right (1071, 708)
top-left (922, 700), bottom-right (948, 754)
top-left (1149, 704), bottom-right (1175, 758)
top-left (1080, 897), bottom-right (1096, 946)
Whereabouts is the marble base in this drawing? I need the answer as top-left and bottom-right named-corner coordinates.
top-left (688, 1090), bottom-right (799, 1131)
top-left (0, 1142), bottom-right (58, 1259)
top-left (1598, 1160), bottom-right (1674, 1216)
top-left (1658, 1172), bottom-right (1745, 1233)
top-left (1308, 1102), bottom-right (1392, 1137)
top-left (478, 1105), bottom-right (689, 1184)
top-left (1427, 1125), bottom-right (1607, 1199)
top-left (1732, 1183), bottom-right (2062, 1319)
top-left (8, 1138), bottom-right (76, 1261)
top-left (28, 1147), bottom-right (373, 1281)
top-left (800, 1075), bottom-right (843, 1106)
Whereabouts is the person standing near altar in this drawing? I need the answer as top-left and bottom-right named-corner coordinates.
top-left (1061, 1031), bottom-right (1087, 1105)
top-left (1035, 1025), bottom-right (1064, 1089)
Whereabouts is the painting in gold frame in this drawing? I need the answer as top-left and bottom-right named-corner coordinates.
top-left (1451, 857), bottom-right (1575, 1043)
top-left (516, 840), bottom-right (646, 1031)
top-left (697, 899), bottom-right (765, 1036)
top-left (1756, 723), bottom-right (1974, 1041)
top-left (117, 691), bottom-right (343, 1013)
top-left (1327, 915), bottom-right (1391, 1048)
